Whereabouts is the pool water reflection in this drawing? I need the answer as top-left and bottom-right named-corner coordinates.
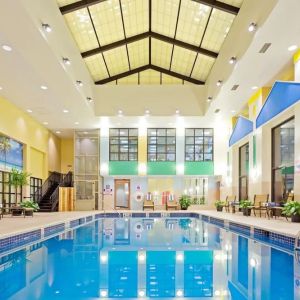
top-left (0, 218), bottom-right (298, 299)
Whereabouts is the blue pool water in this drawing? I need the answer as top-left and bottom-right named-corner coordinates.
top-left (0, 217), bottom-right (298, 300)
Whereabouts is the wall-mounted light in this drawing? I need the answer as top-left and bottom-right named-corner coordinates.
top-left (248, 22), bottom-right (257, 32)
top-left (42, 23), bottom-right (52, 33)
top-left (62, 57), bottom-right (71, 65)
top-left (229, 56), bottom-right (237, 64)
top-left (216, 80), bottom-right (222, 87)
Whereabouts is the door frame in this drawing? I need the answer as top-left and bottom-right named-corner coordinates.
top-left (239, 143), bottom-right (249, 201)
top-left (114, 179), bottom-right (131, 209)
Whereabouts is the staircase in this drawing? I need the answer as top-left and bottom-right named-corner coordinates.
top-left (36, 171), bottom-right (73, 212)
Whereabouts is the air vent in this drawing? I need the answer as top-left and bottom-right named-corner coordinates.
top-left (259, 43), bottom-right (272, 53)
top-left (231, 84), bottom-right (239, 91)
top-left (214, 109), bottom-right (220, 114)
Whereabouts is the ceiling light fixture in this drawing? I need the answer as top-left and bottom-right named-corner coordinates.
top-left (26, 109), bottom-right (33, 113)
top-left (145, 109), bottom-right (150, 115)
top-left (252, 86), bottom-right (258, 90)
top-left (207, 96), bottom-right (212, 102)
top-left (43, 122), bottom-right (48, 125)
top-left (62, 57), bottom-right (71, 65)
top-left (63, 109), bottom-right (69, 113)
top-left (229, 56), bottom-right (237, 64)
top-left (40, 85), bottom-right (48, 90)
top-left (231, 110), bottom-right (236, 113)
top-left (42, 23), bottom-right (52, 33)
top-left (118, 109), bottom-right (123, 116)
top-left (216, 80), bottom-right (222, 87)
top-left (175, 109), bottom-right (180, 115)
top-left (74, 121), bottom-right (79, 125)
top-left (288, 45), bottom-right (298, 52)
top-left (0, 86), bottom-right (3, 90)
top-left (56, 131), bottom-right (61, 134)
top-left (76, 80), bottom-right (83, 87)
top-left (248, 22), bottom-right (257, 32)
top-left (87, 97), bottom-right (93, 103)
top-left (2, 45), bottom-right (12, 52)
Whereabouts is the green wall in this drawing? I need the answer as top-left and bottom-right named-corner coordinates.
top-left (109, 161), bottom-right (138, 175)
top-left (184, 161), bottom-right (214, 175)
top-left (147, 162), bottom-right (176, 175)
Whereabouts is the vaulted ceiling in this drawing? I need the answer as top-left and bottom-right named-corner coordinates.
top-left (57, 0), bottom-right (243, 85)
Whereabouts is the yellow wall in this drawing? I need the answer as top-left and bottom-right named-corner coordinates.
top-left (61, 138), bottom-right (74, 174)
top-left (148, 178), bottom-right (174, 193)
top-left (0, 96), bottom-right (61, 179)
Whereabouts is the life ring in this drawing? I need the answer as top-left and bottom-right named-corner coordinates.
top-left (134, 222), bottom-right (143, 233)
top-left (134, 192), bottom-right (144, 202)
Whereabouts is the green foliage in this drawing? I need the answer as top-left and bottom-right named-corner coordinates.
top-left (20, 200), bottom-right (39, 211)
top-left (239, 200), bottom-right (252, 208)
top-left (179, 195), bottom-right (192, 209)
top-left (214, 200), bottom-right (225, 208)
top-left (9, 168), bottom-right (30, 188)
top-left (192, 196), bottom-right (205, 205)
top-left (282, 201), bottom-right (300, 216)
top-left (0, 136), bottom-right (11, 153)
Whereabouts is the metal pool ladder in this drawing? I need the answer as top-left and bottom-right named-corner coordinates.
top-left (295, 231), bottom-right (300, 264)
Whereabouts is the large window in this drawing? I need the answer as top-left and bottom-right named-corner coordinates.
top-left (109, 129), bottom-right (138, 161)
top-left (0, 170), bottom-right (22, 207)
top-left (30, 177), bottom-right (42, 202)
top-left (147, 129), bottom-right (176, 161)
top-left (185, 129), bottom-right (213, 161)
top-left (272, 118), bottom-right (294, 203)
top-left (239, 143), bottom-right (249, 201)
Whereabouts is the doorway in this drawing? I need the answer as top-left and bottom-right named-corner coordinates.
top-left (114, 179), bottom-right (130, 209)
top-left (239, 143), bottom-right (249, 201)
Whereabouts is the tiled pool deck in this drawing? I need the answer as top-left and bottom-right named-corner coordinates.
top-left (0, 210), bottom-right (299, 254)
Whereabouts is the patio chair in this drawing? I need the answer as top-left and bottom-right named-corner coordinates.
top-left (251, 194), bottom-right (269, 218)
top-left (223, 195), bottom-right (236, 213)
top-left (271, 193), bottom-right (294, 219)
top-left (143, 193), bottom-right (154, 211)
top-left (166, 194), bottom-right (178, 210)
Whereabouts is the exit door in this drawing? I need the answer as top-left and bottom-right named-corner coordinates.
top-left (114, 179), bottom-right (130, 209)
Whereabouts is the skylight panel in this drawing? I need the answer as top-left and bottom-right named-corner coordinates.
top-left (176, 0), bottom-right (211, 46)
top-left (201, 9), bottom-right (235, 52)
top-left (84, 54), bottom-right (109, 81)
top-left (117, 74), bottom-right (139, 84)
top-left (151, 38), bottom-right (172, 69)
top-left (89, 0), bottom-right (124, 46)
top-left (56, 0), bottom-right (78, 7)
top-left (64, 8), bottom-right (99, 52)
top-left (122, 0), bottom-right (149, 37)
top-left (219, 0), bottom-right (244, 8)
top-left (191, 54), bottom-right (215, 81)
top-left (152, 0), bottom-right (180, 38)
top-left (171, 46), bottom-right (197, 76)
top-left (103, 46), bottom-right (129, 76)
top-left (162, 74), bottom-right (183, 84)
top-left (140, 69), bottom-right (161, 84)
top-left (127, 39), bottom-right (149, 69)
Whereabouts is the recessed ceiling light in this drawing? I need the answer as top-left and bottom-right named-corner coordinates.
top-left (41, 85), bottom-right (48, 90)
top-left (87, 97), bottom-right (93, 102)
top-left (63, 109), bottom-right (69, 113)
top-left (0, 86), bottom-right (3, 90)
top-left (231, 110), bottom-right (236, 113)
top-left (229, 57), bottom-right (237, 64)
top-left (55, 131), bottom-right (61, 134)
top-left (83, 131), bottom-right (88, 135)
top-left (62, 57), bottom-right (71, 65)
top-left (175, 109), bottom-right (180, 115)
top-left (118, 109), bottom-right (123, 116)
top-left (42, 23), bottom-right (52, 33)
top-left (2, 45), bottom-right (12, 52)
top-left (74, 121), bottom-right (79, 125)
top-left (26, 109), bottom-right (33, 113)
top-left (216, 80), bottom-right (222, 87)
top-left (207, 96), bottom-right (212, 102)
top-left (288, 45), bottom-right (298, 51)
top-left (248, 22), bottom-right (257, 32)
top-left (76, 80), bottom-right (83, 87)
top-left (43, 121), bottom-right (48, 125)
top-left (252, 86), bottom-right (258, 90)
top-left (145, 109), bottom-right (150, 115)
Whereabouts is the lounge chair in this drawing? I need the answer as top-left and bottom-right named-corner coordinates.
top-left (251, 194), bottom-right (269, 218)
top-left (143, 193), bottom-right (154, 211)
top-left (272, 193), bottom-right (294, 219)
top-left (166, 194), bottom-right (178, 210)
top-left (223, 195), bottom-right (236, 213)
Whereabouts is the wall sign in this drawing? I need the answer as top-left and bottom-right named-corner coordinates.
top-left (103, 184), bottom-right (113, 195)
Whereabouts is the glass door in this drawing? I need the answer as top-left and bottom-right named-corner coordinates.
top-left (239, 143), bottom-right (249, 201)
top-left (114, 179), bottom-right (130, 209)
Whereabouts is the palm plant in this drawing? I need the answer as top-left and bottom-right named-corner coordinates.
top-left (9, 168), bottom-right (31, 204)
top-left (0, 136), bottom-right (11, 170)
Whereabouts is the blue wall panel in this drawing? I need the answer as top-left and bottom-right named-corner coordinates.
top-left (256, 81), bottom-right (300, 128)
top-left (229, 117), bottom-right (253, 147)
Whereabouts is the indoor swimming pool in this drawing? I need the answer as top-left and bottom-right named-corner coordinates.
top-left (0, 217), bottom-right (298, 300)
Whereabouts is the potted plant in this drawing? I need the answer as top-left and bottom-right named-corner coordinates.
top-left (21, 199), bottom-right (39, 212)
top-left (240, 200), bottom-right (252, 216)
top-left (215, 200), bottom-right (225, 212)
top-left (179, 195), bottom-right (192, 210)
top-left (9, 168), bottom-right (31, 204)
top-left (282, 201), bottom-right (300, 222)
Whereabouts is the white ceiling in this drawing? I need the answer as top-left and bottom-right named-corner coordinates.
top-left (0, 0), bottom-right (299, 138)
